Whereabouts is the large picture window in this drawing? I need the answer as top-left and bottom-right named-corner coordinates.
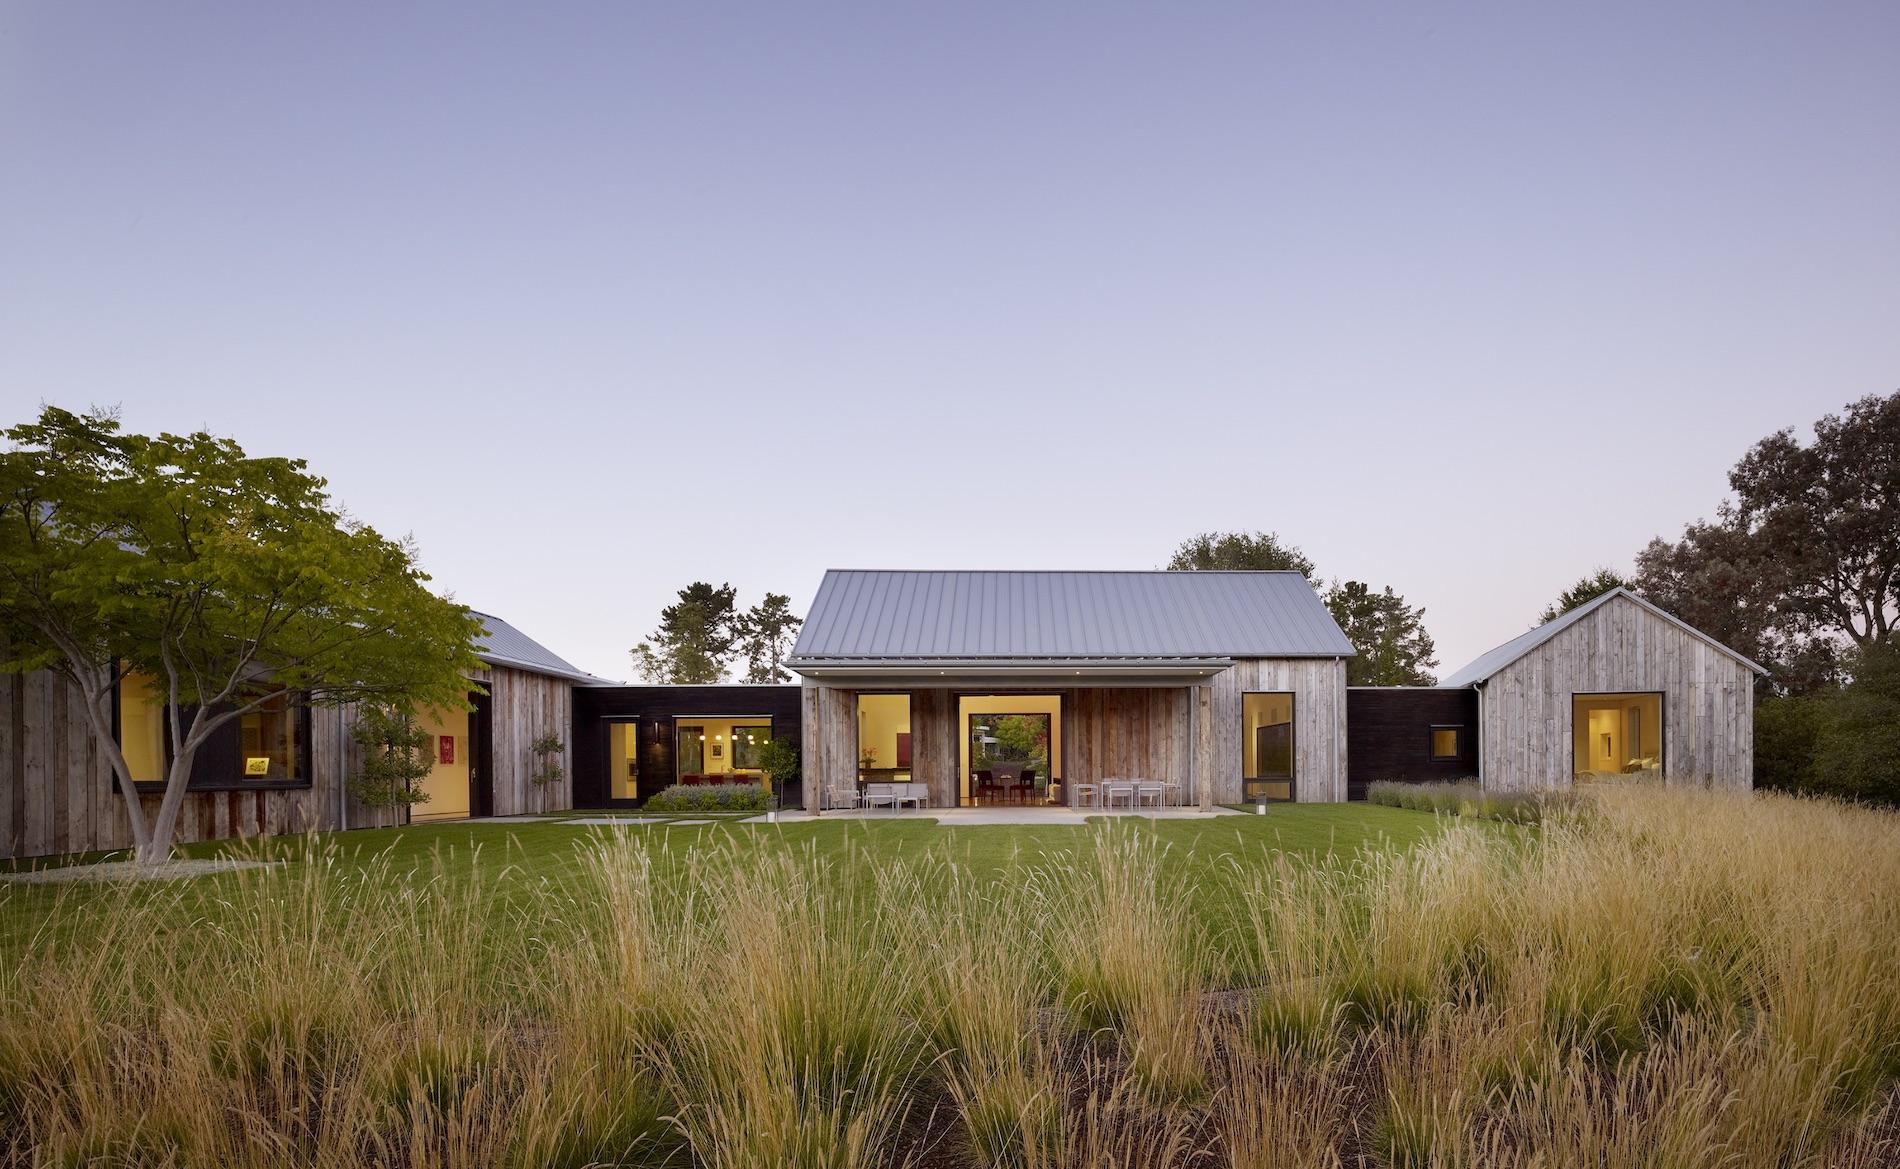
top-left (1572, 693), bottom-right (1663, 780)
top-left (113, 673), bottom-right (313, 790)
top-left (1242, 692), bottom-right (1296, 802)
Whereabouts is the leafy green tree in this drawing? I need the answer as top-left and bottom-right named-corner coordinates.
top-left (1809, 642), bottom-right (1900, 805)
top-left (736, 592), bottom-right (802, 683)
top-left (0, 407), bottom-right (484, 863)
top-left (1165, 531), bottom-right (1316, 577)
top-left (1728, 392), bottom-right (1900, 651)
top-left (631, 581), bottom-right (738, 683)
top-left (1325, 580), bottom-right (1439, 686)
top-left (1539, 568), bottom-right (1630, 624)
top-left (1632, 392), bottom-right (1900, 695)
top-left (350, 704), bottom-right (435, 809)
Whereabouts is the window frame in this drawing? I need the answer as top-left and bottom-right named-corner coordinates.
top-left (1241, 690), bottom-right (1298, 803)
top-left (1569, 690), bottom-right (1667, 780)
top-left (111, 680), bottom-right (316, 793)
top-left (1428, 724), bottom-right (1464, 762)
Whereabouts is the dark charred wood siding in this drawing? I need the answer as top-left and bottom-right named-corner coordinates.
top-left (1346, 688), bottom-right (1481, 799)
top-left (572, 685), bottom-right (804, 808)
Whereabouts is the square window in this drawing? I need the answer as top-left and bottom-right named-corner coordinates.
top-left (1430, 726), bottom-right (1461, 761)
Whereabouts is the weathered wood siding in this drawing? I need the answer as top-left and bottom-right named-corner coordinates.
top-left (801, 683), bottom-right (857, 809)
top-left (0, 663), bottom-right (572, 859)
top-left (1477, 594), bottom-right (1755, 792)
top-left (2, 669), bottom-right (342, 859)
top-left (1066, 687), bottom-right (1193, 794)
top-left (1202, 659), bottom-right (1350, 804)
top-left (797, 659), bottom-right (1350, 809)
top-left (485, 665), bottom-right (574, 817)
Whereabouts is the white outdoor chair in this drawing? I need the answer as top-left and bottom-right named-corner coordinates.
top-left (1103, 781), bottom-right (1136, 809)
top-left (863, 782), bottom-right (898, 810)
top-left (1136, 780), bottom-right (1165, 807)
top-left (894, 782), bottom-right (928, 810)
top-left (828, 784), bottom-right (863, 810)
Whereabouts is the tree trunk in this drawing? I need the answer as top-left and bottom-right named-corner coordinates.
top-left (140, 754), bottom-right (201, 865)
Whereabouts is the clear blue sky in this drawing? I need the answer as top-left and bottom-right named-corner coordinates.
top-left (3, 2), bottom-right (1895, 680)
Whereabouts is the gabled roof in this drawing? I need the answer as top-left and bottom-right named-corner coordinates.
top-left (471, 611), bottom-right (600, 684)
top-left (1438, 588), bottom-right (1769, 688)
top-left (786, 570), bottom-right (1357, 667)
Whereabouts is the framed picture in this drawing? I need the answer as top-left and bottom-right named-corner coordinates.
top-left (244, 757), bottom-right (271, 777)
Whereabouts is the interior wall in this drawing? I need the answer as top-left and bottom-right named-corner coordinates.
top-left (855, 694), bottom-right (912, 775)
top-left (412, 704), bottom-right (471, 822)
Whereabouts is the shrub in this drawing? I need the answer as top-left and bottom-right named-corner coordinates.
top-left (644, 782), bottom-right (773, 813)
top-left (1368, 780), bottom-right (1566, 824)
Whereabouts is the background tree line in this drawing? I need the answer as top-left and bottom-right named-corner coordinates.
top-left (630, 583), bottom-right (802, 684)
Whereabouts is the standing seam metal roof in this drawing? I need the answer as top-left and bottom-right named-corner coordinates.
top-left (471, 611), bottom-right (600, 683)
top-left (786, 570), bottom-right (1357, 661)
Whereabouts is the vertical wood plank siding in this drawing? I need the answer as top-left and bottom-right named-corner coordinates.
top-left (484, 666), bottom-right (574, 817)
top-left (1477, 594), bottom-right (1755, 792)
top-left (0, 664), bottom-right (572, 860)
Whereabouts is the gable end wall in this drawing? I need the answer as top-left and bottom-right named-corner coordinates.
top-left (1478, 595), bottom-right (1755, 792)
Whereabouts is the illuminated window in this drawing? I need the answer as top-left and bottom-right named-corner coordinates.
top-left (116, 672), bottom-right (167, 783)
top-left (238, 692), bottom-right (303, 782)
top-left (1242, 692), bottom-right (1295, 801)
top-left (856, 694), bottom-right (911, 778)
top-left (609, 723), bottom-right (640, 799)
top-left (1429, 726), bottom-right (1462, 761)
top-left (1572, 693), bottom-right (1663, 780)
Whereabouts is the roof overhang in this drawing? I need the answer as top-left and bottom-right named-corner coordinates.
top-left (787, 656), bottom-right (1238, 688)
top-left (475, 651), bottom-right (600, 685)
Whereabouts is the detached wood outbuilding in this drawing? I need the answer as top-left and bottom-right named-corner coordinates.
top-left (1436, 588), bottom-right (1765, 792)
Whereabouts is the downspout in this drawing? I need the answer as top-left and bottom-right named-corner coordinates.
top-left (336, 705), bottom-right (350, 832)
top-left (1473, 682), bottom-right (1485, 792)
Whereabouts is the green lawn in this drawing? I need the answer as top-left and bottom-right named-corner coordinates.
top-left (0, 804), bottom-right (1460, 954)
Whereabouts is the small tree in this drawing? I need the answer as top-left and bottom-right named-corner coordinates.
top-left (529, 733), bottom-right (565, 787)
top-left (0, 407), bottom-right (484, 863)
top-left (755, 737), bottom-right (799, 800)
top-left (350, 704), bottom-right (436, 809)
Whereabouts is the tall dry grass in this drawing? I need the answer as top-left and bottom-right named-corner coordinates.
top-left (2, 787), bottom-right (1897, 1168)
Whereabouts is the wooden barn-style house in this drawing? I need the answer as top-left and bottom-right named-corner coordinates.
top-left (1, 570), bottom-right (1765, 859)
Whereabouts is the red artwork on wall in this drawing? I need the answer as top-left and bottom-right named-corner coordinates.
top-left (896, 732), bottom-right (912, 768)
top-left (439, 735), bottom-right (455, 765)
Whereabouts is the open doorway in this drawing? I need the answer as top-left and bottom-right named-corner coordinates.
top-left (960, 694), bottom-right (1061, 805)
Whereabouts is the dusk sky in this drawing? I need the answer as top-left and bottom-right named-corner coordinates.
top-left (3, 2), bottom-right (1896, 680)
